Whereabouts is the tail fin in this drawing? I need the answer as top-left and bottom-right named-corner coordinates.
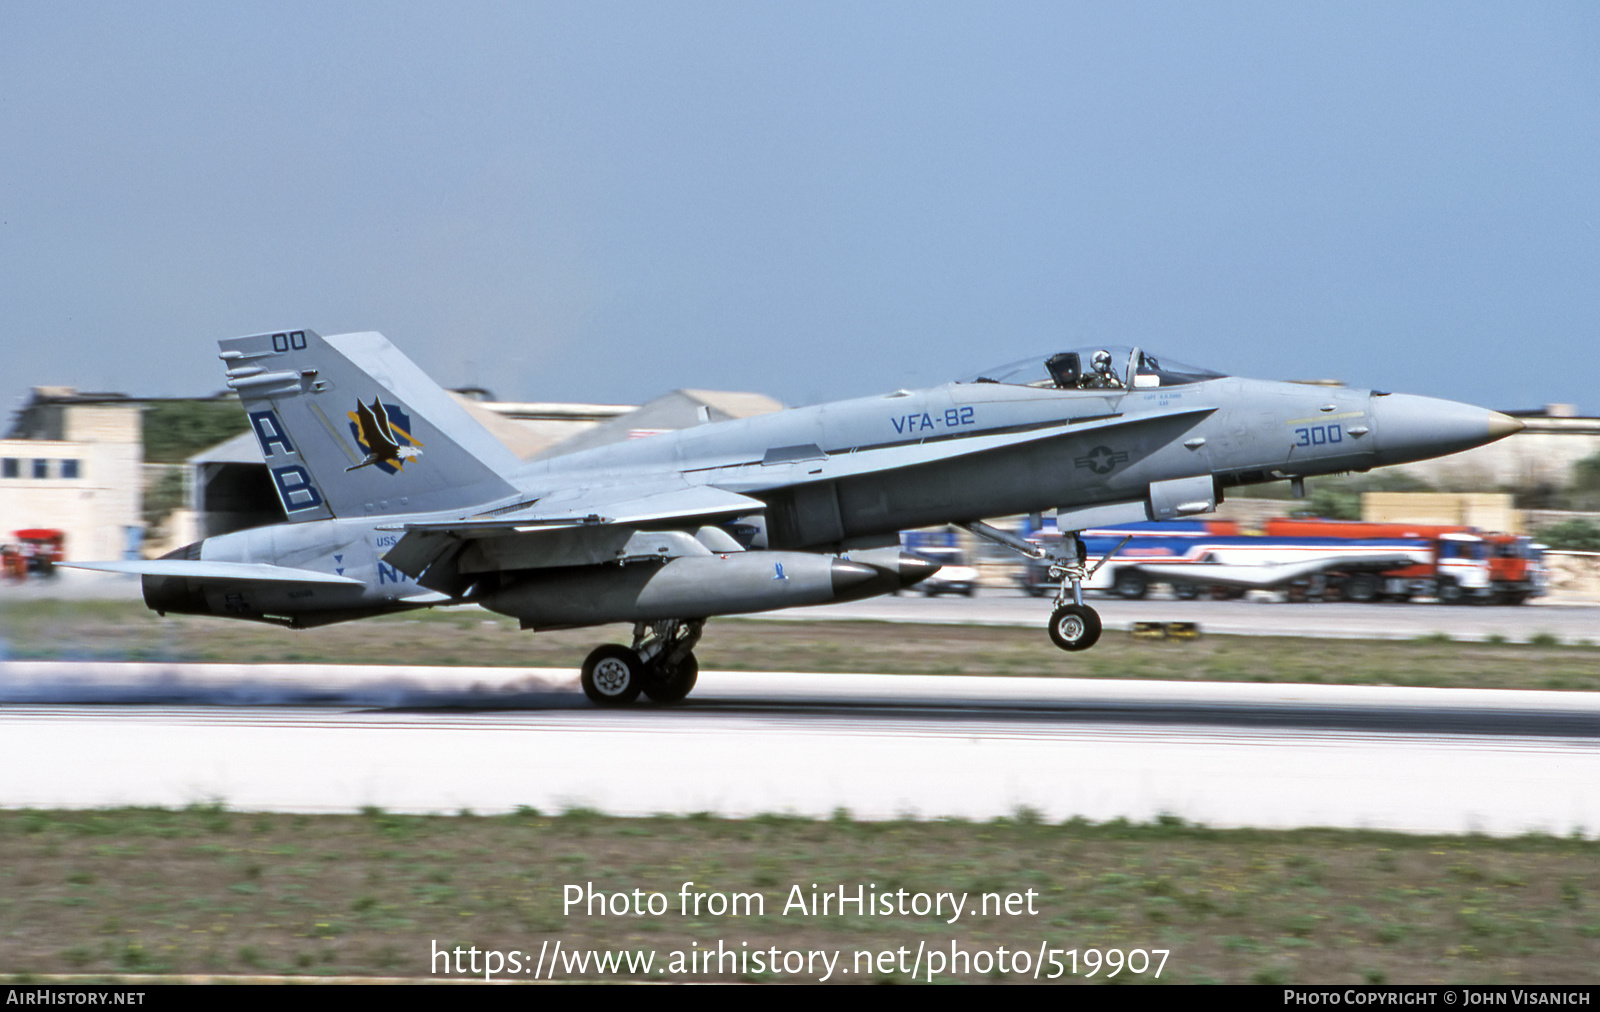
top-left (219, 329), bottom-right (521, 521)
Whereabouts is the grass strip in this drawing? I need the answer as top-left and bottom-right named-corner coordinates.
top-left (1, 600), bottom-right (1598, 691)
top-left (0, 807), bottom-right (1595, 984)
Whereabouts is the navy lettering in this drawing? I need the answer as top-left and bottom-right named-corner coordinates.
top-left (249, 410), bottom-right (296, 458)
top-left (271, 465), bottom-right (324, 511)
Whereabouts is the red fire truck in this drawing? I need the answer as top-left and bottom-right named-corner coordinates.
top-left (3, 529), bottom-right (66, 580)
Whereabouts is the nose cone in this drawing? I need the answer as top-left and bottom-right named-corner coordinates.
top-left (1370, 394), bottom-right (1524, 467)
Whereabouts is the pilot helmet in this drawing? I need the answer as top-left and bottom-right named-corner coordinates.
top-left (1091, 350), bottom-right (1112, 372)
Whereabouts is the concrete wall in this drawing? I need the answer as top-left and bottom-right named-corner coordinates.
top-left (0, 401), bottom-right (143, 561)
top-left (1362, 492), bottom-right (1521, 533)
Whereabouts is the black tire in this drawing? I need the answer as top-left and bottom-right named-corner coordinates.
top-left (1436, 577), bottom-right (1463, 605)
top-left (642, 652), bottom-right (699, 705)
top-left (1173, 582), bottom-right (1200, 601)
top-left (1113, 569), bottom-right (1148, 601)
top-left (1048, 604), bottom-right (1102, 652)
top-left (581, 645), bottom-right (644, 706)
top-left (1346, 572), bottom-right (1379, 603)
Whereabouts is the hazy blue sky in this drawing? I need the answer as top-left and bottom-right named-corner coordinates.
top-left (3, 2), bottom-right (1597, 415)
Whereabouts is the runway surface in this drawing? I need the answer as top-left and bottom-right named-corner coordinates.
top-left (2, 661), bottom-right (1596, 836)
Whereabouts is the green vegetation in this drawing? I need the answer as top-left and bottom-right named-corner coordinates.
top-left (1568, 450), bottom-right (1600, 512)
top-left (141, 400), bottom-right (249, 464)
top-left (1, 601), bottom-right (1598, 691)
top-left (140, 469), bottom-right (186, 538)
top-left (1538, 517), bottom-right (1600, 552)
top-left (0, 807), bottom-right (1594, 983)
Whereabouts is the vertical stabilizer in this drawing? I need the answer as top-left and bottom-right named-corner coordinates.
top-left (219, 329), bottom-right (520, 520)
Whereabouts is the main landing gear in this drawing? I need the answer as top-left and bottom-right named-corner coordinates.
top-left (961, 521), bottom-right (1129, 652)
top-left (580, 619), bottom-right (703, 707)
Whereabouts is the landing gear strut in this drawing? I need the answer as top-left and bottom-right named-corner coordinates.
top-left (579, 619), bottom-right (704, 707)
top-left (960, 521), bottom-right (1128, 653)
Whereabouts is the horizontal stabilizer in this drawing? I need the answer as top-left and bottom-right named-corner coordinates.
top-left (61, 561), bottom-right (363, 585)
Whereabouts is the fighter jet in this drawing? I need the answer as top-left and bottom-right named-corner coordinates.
top-left (66, 331), bottom-right (1522, 706)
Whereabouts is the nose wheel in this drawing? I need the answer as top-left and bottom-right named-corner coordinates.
top-left (1048, 604), bottom-right (1102, 651)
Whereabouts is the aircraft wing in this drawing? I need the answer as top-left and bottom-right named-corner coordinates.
top-left (1130, 551), bottom-right (1422, 590)
top-left (376, 482), bottom-right (766, 583)
top-left (60, 560), bottom-right (365, 585)
top-left (380, 483), bottom-right (766, 536)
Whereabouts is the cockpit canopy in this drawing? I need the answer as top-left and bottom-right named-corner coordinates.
top-left (960, 347), bottom-right (1226, 390)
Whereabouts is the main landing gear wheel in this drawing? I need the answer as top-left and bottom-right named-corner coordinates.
top-left (630, 617), bottom-right (705, 705)
top-left (1048, 604), bottom-right (1102, 652)
top-left (642, 653), bottom-right (699, 705)
top-left (581, 645), bottom-right (644, 706)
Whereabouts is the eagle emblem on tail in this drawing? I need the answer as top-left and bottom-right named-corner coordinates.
top-left (346, 398), bottom-right (424, 472)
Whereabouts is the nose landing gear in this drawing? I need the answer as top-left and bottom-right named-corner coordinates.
top-left (960, 521), bottom-right (1128, 653)
top-left (1043, 532), bottom-right (1101, 652)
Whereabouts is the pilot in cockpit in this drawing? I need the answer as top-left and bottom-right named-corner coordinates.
top-left (1084, 349), bottom-right (1124, 389)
